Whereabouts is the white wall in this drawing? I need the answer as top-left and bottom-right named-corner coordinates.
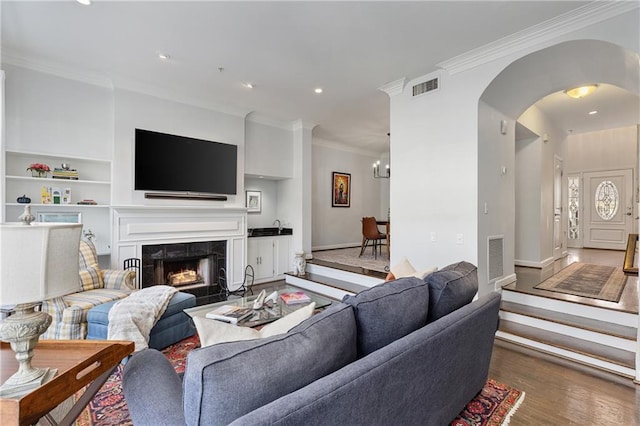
top-left (477, 101), bottom-right (515, 289)
top-left (566, 126), bottom-right (638, 174)
top-left (387, 8), bottom-right (639, 295)
top-left (245, 177), bottom-right (279, 229)
top-left (514, 105), bottom-right (567, 266)
top-left (245, 119), bottom-right (293, 179)
top-left (312, 141), bottom-right (384, 250)
top-left (3, 64), bottom-right (113, 159)
top-left (112, 88), bottom-right (245, 207)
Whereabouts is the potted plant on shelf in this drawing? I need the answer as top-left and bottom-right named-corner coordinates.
top-left (27, 163), bottom-right (51, 178)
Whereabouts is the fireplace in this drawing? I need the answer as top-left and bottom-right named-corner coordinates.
top-left (142, 241), bottom-right (226, 305)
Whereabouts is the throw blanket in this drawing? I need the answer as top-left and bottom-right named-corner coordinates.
top-left (108, 285), bottom-right (177, 352)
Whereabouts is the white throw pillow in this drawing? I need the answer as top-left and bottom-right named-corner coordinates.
top-left (412, 266), bottom-right (438, 279)
top-left (389, 258), bottom-right (437, 280)
top-left (390, 257), bottom-right (416, 278)
top-left (195, 302), bottom-right (316, 347)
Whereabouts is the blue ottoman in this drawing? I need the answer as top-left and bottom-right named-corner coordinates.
top-left (87, 291), bottom-right (196, 350)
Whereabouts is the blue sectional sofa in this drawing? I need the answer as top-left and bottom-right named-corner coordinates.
top-left (122, 261), bottom-right (501, 426)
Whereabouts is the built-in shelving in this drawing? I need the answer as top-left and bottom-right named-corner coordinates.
top-left (3, 150), bottom-right (113, 255)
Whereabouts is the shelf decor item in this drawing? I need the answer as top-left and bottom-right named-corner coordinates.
top-left (27, 163), bottom-right (51, 178)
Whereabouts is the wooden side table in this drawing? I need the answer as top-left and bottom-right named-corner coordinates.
top-left (0, 339), bottom-right (134, 426)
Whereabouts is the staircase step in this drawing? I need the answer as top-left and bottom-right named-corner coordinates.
top-left (501, 301), bottom-right (637, 341)
top-left (306, 263), bottom-right (384, 287)
top-left (497, 320), bottom-right (635, 371)
top-left (285, 271), bottom-right (370, 300)
top-left (501, 287), bottom-right (637, 327)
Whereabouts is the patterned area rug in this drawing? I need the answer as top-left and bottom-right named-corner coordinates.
top-left (452, 379), bottom-right (525, 426)
top-left (312, 247), bottom-right (390, 273)
top-left (534, 262), bottom-right (627, 302)
top-left (76, 336), bottom-right (524, 426)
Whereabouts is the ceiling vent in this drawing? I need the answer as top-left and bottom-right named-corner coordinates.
top-left (412, 77), bottom-right (439, 97)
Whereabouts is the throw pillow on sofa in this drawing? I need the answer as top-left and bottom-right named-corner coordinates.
top-left (183, 303), bottom-right (357, 426)
top-left (193, 302), bottom-right (316, 347)
top-left (342, 276), bottom-right (429, 357)
top-left (385, 257), bottom-right (438, 281)
top-left (425, 261), bottom-right (478, 323)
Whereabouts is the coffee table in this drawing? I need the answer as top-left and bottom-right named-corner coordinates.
top-left (0, 340), bottom-right (134, 426)
top-left (184, 286), bottom-right (332, 327)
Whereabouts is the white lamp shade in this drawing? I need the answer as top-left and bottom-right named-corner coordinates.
top-left (0, 223), bottom-right (82, 305)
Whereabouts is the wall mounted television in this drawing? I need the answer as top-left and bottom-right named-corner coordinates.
top-left (134, 129), bottom-right (237, 195)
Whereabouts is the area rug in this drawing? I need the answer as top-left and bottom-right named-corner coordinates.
top-left (534, 262), bottom-right (627, 302)
top-left (76, 335), bottom-right (523, 426)
top-left (312, 247), bottom-right (389, 273)
top-left (451, 379), bottom-right (525, 426)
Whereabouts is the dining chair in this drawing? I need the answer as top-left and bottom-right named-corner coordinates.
top-left (359, 217), bottom-right (387, 259)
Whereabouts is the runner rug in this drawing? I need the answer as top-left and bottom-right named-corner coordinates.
top-left (76, 335), bottom-right (524, 426)
top-left (534, 262), bottom-right (627, 302)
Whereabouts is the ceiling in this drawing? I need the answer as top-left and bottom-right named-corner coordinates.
top-left (2, 1), bottom-right (637, 153)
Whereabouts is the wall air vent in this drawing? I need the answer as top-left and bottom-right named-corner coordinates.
top-left (488, 236), bottom-right (504, 282)
top-left (412, 77), bottom-right (439, 96)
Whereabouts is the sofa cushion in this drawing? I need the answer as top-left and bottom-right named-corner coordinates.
top-left (342, 277), bottom-right (429, 357)
top-left (425, 261), bottom-right (478, 323)
top-left (194, 302), bottom-right (316, 347)
top-left (79, 264), bottom-right (104, 291)
top-left (183, 303), bottom-right (356, 426)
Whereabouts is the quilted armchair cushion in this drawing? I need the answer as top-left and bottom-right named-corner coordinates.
top-left (41, 288), bottom-right (133, 339)
top-left (79, 240), bottom-right (136, 290)
top-left (79, 264), bottom-right (104, 291)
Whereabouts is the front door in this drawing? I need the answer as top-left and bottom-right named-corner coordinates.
top-left (583, 169), bottom-right (633, 250)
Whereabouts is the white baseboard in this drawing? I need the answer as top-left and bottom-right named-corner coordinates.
top-left (311, 243), bottom-right (361, 251)
top-left (514, 257), bottom-right (554, 268)
top-left (494, 273), bottom-right (516, 290)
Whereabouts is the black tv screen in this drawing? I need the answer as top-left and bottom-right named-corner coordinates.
top-left (135, 129), bottom-right (237, 195)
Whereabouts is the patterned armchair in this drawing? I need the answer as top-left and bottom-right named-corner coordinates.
top-left (41, 240), bottom-right (136, 340)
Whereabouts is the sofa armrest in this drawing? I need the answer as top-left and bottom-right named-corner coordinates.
top-left (122, 349), bottom-right (186, 426)
top-left (101, 269), bottom-right (136, 290)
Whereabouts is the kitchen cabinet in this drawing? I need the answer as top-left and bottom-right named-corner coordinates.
top-left (247, 235), bottom-right (292, 283)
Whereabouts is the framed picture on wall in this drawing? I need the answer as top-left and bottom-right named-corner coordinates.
top-left (246, 190), bottom-right (262, 213)
top-left (332, 172), bottom-right (351, 208)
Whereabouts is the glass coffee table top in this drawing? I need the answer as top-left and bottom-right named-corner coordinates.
top-left (184, 286), bottom-right (333, 328)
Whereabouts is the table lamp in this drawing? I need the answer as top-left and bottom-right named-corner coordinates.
top-left (0, 222), bottom-right (82, 396)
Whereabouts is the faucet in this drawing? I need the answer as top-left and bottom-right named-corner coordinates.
top-left (273, 219), bottom-right (282, 234)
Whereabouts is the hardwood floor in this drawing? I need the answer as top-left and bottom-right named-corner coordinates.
top-left (491, 341), bottom-right (640, 425)
top-left (261, 249), bottom-right (640, 423)
top-left (507, 248), bottom-right (638, 314)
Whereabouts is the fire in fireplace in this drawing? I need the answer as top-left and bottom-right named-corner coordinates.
top-left (141, 241), bottom-right (226, 305)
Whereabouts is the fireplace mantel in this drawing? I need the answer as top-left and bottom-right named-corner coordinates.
top-left (112, 206), bottom-right (247, 291)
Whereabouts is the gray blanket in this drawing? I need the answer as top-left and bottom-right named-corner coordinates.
top-left (108, 285), bottom-right (177, 351)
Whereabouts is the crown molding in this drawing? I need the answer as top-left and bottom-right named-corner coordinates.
top-left (437, 1), bottom-right (639, 75)
top-left (313, 137), bottom-right (384, 157)
top-left (1, 48), bottom-right (250, 117)
top-left (292, 119), bottom-right (317, 131)
top-left (379, 78), bottom-right (407, 97)
top-left (246, 113), bottom-right (298, 131)
top-left (1, 48), bottom-right (113, 88)
top-left (111, 76), bottom-right (250, 118)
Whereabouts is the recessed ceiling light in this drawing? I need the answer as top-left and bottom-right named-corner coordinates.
top-left (244, 83), bottom-right (254, 89)
top-left (158, 53), bottom-right (170, 60)
top-left (588, 110), bottom-right (598, 115)
top-left (77, 0), bottom-right (91, 5)
top-left (314, 88), bottom-right (323, 94)
top-left (564, 84), bottom-right (598, 99)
